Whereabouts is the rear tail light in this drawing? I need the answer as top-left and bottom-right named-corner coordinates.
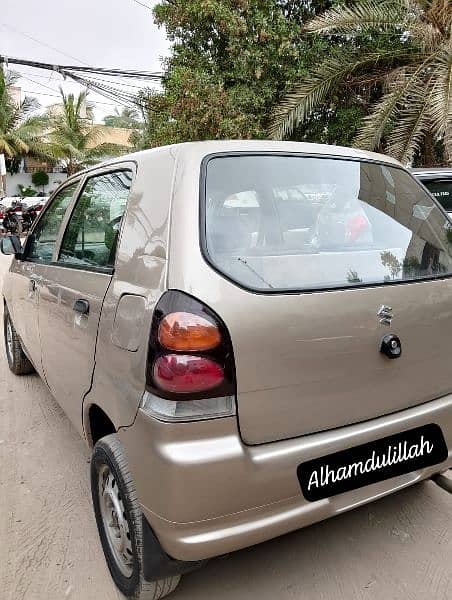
top-left (153, 354), bottom-right (224, 393)
top-left (158, 312), bottom-right (221, 351)
top-left (143, 290), bottom-right (236, 422)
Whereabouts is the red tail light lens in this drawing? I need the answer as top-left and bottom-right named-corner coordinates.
top-left (146, 290), bottom-right (236, 401)
top-left (153, 354), bottom-right (224, 393)
top-left (158, 311), bottom-right (221, 351)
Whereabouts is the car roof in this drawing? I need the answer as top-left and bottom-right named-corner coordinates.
top-left (412, 167), bottom-right (452, 178)
top-left (124, 140), bottom-right (403, 166)
top-left (62, 140), bottom-right (404, 186)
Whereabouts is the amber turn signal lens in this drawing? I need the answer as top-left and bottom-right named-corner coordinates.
top-left (158, 311), bottom-right (221, 351)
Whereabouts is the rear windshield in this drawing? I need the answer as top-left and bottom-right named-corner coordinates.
top-left (203, 155), bottom-right (452, 292)
top-left (421, 177), bottom-right (452, 212)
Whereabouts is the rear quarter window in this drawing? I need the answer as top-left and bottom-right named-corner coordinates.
top-left (202, 154), bottom-right (452, 292)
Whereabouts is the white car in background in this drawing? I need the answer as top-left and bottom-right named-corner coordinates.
top-left (412, 168), bottom-right (452, 215)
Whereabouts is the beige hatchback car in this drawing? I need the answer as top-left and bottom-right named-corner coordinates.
top-left (2, 141), bottom-right (452, 599)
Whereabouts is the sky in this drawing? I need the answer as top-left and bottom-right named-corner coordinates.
top-left (1, 0), bottom-right (170, 121)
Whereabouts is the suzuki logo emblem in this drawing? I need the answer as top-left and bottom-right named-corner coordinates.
top-left (377, 305), bottom-right (393, 326)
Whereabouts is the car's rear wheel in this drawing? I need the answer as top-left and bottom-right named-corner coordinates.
top-left (3, 310), bottom-right (35, 375)
top-left (91, 434), bottom-right (181, 599)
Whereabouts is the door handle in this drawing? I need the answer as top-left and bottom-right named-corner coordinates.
top-left (73, 299), bottom-right (90, 315)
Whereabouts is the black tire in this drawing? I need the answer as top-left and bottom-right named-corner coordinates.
top-left (91, 434), bottom-right (181, 600)
top-left (4, 309), bottom-right (35, 375)
top-left (15, 216), bottom-right (23, 236)
top-left (8, 215), bottom-right (22, 236)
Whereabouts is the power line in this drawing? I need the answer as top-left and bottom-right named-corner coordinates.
top-left (130, 0), bottom-right (154, 10)
top-left (0, 22), bottom-right (89, 65)
top-left (17, 73), bottom-right (63, 94)
top-left (21, 89), bottom-right (119, 108)
top-left (18, 73), bottom-right (133, 110)
top-left (77, 72), bottom-right (150, 90)
top-left (68, 72), bottom-right (143, 108)
top-left (0, 55), bottom-right (162, 80)
top-left (1, 55), bottom-right (161, 109)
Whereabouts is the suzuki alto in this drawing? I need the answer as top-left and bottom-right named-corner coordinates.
top-left (2, 141), bottom-right (452, 599)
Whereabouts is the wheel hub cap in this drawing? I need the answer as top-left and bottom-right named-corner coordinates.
top-left (98, 465), bottom-right (133, 577)
top-left (6, 319), bottom-right (13, 363)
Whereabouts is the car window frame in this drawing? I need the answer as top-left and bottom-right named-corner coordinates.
top-left (199, 151), bottom-right (452, 295)
top-left (50, 163), bottom-right (136, 275)
top-left (21, 177), bottom-right (83, 264)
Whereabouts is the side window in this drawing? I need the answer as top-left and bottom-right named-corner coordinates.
top-left (27, 182), bottom-right (79, 262)
top-left (58, 170), bottom-right (132, 270)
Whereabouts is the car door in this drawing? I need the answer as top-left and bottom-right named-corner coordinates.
top-left (10, 181), bottom-right (80, 374)
top-left (38, 168), bottom-right (133, 434)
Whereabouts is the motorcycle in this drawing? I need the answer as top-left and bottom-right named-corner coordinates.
top-left (21, 202), bottom-right (44, 233)
top-left (2, 201), bottom-right (24, 235)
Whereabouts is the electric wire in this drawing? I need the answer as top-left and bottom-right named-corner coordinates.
top-left (1, 55), bottom-right (160, 109)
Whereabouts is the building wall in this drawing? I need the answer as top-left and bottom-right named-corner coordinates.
top-left (4, 172), bottom-right (68, 197)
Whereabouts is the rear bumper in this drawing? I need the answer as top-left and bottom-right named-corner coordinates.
top-left (119, 395), bottom-right (452, 562)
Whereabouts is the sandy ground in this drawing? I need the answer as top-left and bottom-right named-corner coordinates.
top-left (1, 252), bottom-right (452, 600)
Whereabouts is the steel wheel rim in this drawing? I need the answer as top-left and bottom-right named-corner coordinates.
top-left (98, 464), bottom-right (134, 578)
top-left (6, 318), bottom-right (13, 364)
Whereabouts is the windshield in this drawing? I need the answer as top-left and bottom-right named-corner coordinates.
top-left (203, 155), bottom-right (452, 292)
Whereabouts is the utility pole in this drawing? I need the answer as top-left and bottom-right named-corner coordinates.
top-left (0, 154), bottom-right (6, 198)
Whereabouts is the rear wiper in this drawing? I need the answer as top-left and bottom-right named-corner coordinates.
top-left (237, 257), bottom-right (274, 288)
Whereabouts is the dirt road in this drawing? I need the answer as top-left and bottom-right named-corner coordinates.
top-left (1, 252), bottom-right (451, 600)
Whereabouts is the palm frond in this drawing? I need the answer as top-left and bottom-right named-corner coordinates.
top-left (354, 51), bottom-right (440, 149)
top-left (428, 48), bottom-right (452, 137)
top-left (305, 0), bottom-right (408, 35)
top-left (20, 95), bottom-right (41, 117)
top-left (269, 48), bottom-right (415, 140)
top-left (85, 143), bottom-right (128, 159)
top-left (0, 138), bottom-right (14, 157)
top-left (385, 84), bottom-right (432, 162)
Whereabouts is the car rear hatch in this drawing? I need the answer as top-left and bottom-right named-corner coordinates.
top-left (202, 153), bottom-right (452, 444)
top-left (224, 278), bottom-right (452, 444)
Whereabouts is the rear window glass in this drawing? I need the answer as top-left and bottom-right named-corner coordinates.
top-left (421, 178), bottom-right (452, 212)
top-left (203, 155), bottom-right (452, 292)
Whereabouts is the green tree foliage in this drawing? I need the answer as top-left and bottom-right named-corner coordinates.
top-left (0, 71), bottom-right (48, 161)
top-left (103, 107), bottom-right (141, 129)
top-left (139, 0), bottom-right (378, 149)
top-left (139, 0), bottom-right (328, 146)
top-left (17, 184), bottom-right (38, 197)
top-left (271, 0), bottom-right (452, 164)
top-left (31, 169), bottom-right (49, 190)
top-left (47, 89), bottom-right (126, 174)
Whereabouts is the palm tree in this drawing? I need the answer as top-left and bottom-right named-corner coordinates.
top-left (47, 89), bottom-right (126, 175)
top-left (103, 107), bottom-right (141, 129)
top-left (269, 0), bottom-right (452, 164)
top-left (0, 71), bottom-right (48, 160)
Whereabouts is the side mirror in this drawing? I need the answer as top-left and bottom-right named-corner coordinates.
top-left (1, 235), bottom-right (22, 257)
